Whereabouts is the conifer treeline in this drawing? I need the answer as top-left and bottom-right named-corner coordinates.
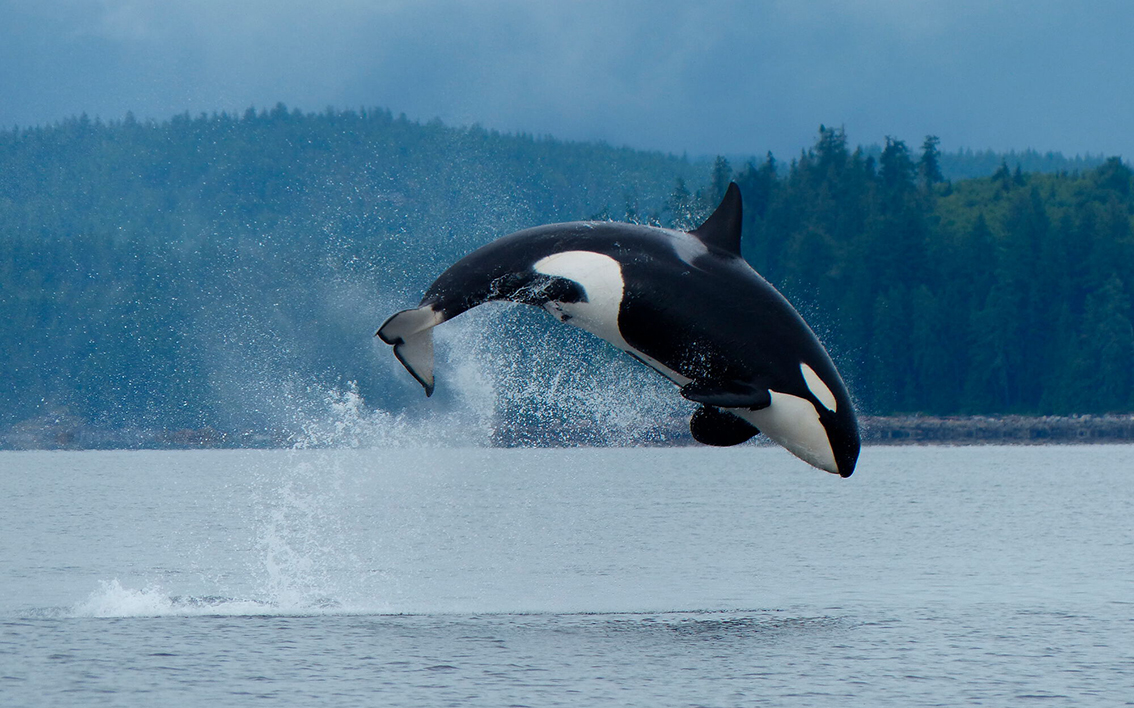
top-left (727, 127), bottom-right (1133, 414)
top-left (1, 110), bottom-right (1131, 439)
top-left (0, 106), bottom-right (705, 433)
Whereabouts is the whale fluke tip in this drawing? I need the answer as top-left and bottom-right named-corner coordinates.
top-left (377, 306), bottom-right (443, 396)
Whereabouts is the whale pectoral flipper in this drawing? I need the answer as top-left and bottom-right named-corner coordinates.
top-left (680, 380), bottom-right (772, 410)
top-left (377, 306), bottom-right (444, 396)
top-left (689, 405), bottom-right (760, 446)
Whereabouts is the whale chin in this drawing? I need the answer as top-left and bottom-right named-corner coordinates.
top-left (733, 392), bottom-right (841, 475)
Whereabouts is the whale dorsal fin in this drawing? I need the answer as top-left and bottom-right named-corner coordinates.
top-left (689, 182), bottom-right (743, 256)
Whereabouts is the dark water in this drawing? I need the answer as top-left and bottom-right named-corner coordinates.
top-left (2, 446), bottom-right (1132, 706)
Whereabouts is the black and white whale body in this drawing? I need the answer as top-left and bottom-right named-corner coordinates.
top-left (378, 183), bottom-right (860, 477)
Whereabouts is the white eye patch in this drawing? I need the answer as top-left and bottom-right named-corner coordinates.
top-left (800, 362), bottom-right (837, 413)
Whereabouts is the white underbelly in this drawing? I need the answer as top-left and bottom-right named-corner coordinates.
top-left (534, 250), bottom-right (692, 387)
top-left (545, 299), bottom-right (691, 386)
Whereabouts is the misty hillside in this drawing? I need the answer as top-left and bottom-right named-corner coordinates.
top-left (1, 110), bottom-right (1132, 446)
top-left (0, 106), bottom-right (708, 442)
top-left (770, 142), bottom-right (1109, 182)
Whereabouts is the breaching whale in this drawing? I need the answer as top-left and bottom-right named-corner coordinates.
top-left (378, 183), bottom-right (860, 477)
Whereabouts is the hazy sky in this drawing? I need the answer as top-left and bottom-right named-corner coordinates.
top-left (3, 0), bottom-right (1132, 159)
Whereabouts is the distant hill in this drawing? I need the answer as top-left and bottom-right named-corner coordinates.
top-left (725, 145), bottom-right (1111, 182)
top-left (936, 148), bottom-right (1110, 180)
top-left (1, 111), bottom-right (1131, 447)
top-left (0, 106), bottom-right (708, 440)
top-left (795, 145), bottom-right (1111, 181)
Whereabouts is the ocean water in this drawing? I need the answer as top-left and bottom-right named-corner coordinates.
top-left (1, 445), bottom-right (1132, 706)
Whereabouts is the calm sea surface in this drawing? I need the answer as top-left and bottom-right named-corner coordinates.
top-left (1, 445), bottom-right (1132, 706)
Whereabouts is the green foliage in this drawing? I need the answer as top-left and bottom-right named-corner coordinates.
top-left (0, 107), bottom-right (706, 434)
top-left (734, 130), bottom-right (1134, 415)
top-left (1, 112), bottom-right (1132, 441)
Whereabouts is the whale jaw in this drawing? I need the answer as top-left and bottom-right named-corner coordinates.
top-left (734, 393), bottom-right (842, 475)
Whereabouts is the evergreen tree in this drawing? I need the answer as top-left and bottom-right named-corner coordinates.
top-left (667, 177), bottom-right (697, 230)
top-left (1080, 274), bottom-right (1134, 411)
top-left (708, 155), bottom-right (733, 203)
top-left (879, 137), bottom-right (916, 193)
top-left (918, 135), bottom-right (943, 189)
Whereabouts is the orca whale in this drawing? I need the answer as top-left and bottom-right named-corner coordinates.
top-left (378, 183), bottom-right (860, 477)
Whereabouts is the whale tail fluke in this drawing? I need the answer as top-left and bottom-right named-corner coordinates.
top-left (377, 306), bottom-right (444, 396)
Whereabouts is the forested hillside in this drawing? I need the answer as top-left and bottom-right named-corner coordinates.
top-left (0, 106), bottom-right (705, 440)
top-left (1, 109), bottom-right (1131, 445)
top-left (732, 128), bottom-right (1133, 416)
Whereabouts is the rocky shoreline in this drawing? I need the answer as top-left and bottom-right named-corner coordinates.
top-left (860, 414), bottom-right (1134, 444)
top-left (3, 412), bottom-right (1134, 450)
top-left (490, 414), bottom-right (1134, 448)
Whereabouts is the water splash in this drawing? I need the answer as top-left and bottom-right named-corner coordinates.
top-left (247, 449), bottom-right (377, 613)
top-left (69, 451), bottom-right (386, 617)
top-left (71, 579), bottom-right (278, 617)
top-left (66, 299), bottom-right (707, 618)
top-left (433, 303), bottom-right (694, 447)
top-left (221, 307), bottom-right (697, 612)
top-left (236, 300), bottom-right (698, 451)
